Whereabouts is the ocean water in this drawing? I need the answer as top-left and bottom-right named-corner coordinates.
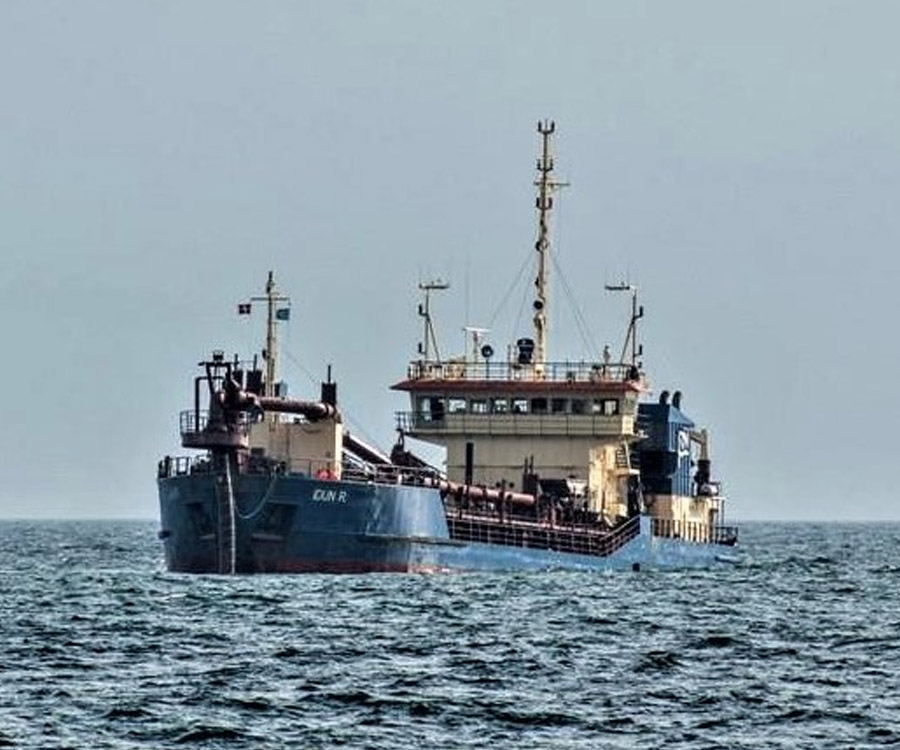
top-left (1, 521), bottom-right (899, 749)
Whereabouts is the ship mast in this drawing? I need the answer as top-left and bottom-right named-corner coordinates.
top-left (264, 271), bottom-right (278, 397)
top-left (605, 283), bottom-right (644, 368)
top-left (533, 120), bottom-right (558, 375)
top-left (418, 279), bottom-right (449, 363)
top-left (242, 271), bottom-right (290, 400)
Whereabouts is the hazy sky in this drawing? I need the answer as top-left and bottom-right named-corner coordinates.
top-left (2, 2), bottom-right (899, 521)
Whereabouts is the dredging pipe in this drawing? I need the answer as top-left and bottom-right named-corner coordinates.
top-left (221, 377), bottom-right (338, 421)
top-left (422, 477), bottom-right (536, 507)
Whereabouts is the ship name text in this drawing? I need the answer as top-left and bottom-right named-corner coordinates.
top-left (312, 488), bottom-right (348, 503)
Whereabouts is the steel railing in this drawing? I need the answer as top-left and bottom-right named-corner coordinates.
top-left (157, 455), bottom-right (212, 478)
top-left (157, 453), bottom-right (441, 483)
top-left (446, 512), bottom-right (641, 558)
top-left (179, 410), bottom-right (252, 434)
top-left (404, 359), bottom-right (639, 384)
top-left (650, 517), bottom-right (738, 546)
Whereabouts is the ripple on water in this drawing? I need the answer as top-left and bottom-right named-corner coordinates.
top-left (2, 520), bottom-right (900, 749)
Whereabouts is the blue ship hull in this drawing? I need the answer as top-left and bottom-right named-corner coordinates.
top-left (158, 474), bottom-right (734, 573)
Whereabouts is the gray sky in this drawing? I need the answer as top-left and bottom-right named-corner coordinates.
top-left (2, 2), bottom-right (898, 521)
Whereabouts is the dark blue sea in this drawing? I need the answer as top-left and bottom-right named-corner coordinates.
top-left (1, 521), bottom-right (898, 748)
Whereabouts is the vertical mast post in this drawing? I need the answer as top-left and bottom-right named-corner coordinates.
top-left (605, 282), bottom-right (644, 371)
top-left (534, 120), bottom-right (556, 375)
top-left (630, 289), bottom-right (642, 366)
top-left (265, 271), bottom-right (277, 398)
top-left (241, 272), bottom-right (290, 421)
top-left (418, 280), bottom-right (449, 365)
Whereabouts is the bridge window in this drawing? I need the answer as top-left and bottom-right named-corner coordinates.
top-left (571, 399), bottom-right (587, 414)
top-left (470, 399), bottom-right (489, 414)
top-left (592, 398), bottom-right (620, 416)
top-left (492, 398), bottom-right (509, 413)
top-left (512, 398), bottom-right (529, 414)
top-left (531, 397), bottom-right (548, 414)
top-left (551, 398), bottom-right (568, 414)
top-left (417, 396), bottom-right (445, 421)
top-left (448, 397), bottom-right (467, 414)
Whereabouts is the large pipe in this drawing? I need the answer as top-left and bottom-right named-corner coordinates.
top-left (221, 377), bottom-right (338, 421)
top-left (422, 477), bottom-right (536, 507)
top-left (257, 397), bottom-right (337, 420)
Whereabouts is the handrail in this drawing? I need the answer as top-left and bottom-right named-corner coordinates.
top-left (179, 410), bottom-right (251, 434)
top-left (157, 453), bottom-right (442, 483)
top-left (650, 516), bottom-right (738, 546)
top-left (446, 512), bottom-right (641, 558)
top-left (405, 359), bottom-right (640, 384)
top-left (158, 455), bottom-right (212, 478)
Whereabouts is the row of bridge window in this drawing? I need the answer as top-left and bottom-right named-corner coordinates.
top-left (418, 396), bottom-right (621, 417)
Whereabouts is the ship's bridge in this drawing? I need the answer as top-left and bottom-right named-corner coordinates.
top-left (392, 359), bottom-right (644, 440)
top-left (392, 357), bottom-right (644, 517)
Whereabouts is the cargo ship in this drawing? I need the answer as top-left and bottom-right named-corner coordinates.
top-left (157, 122), bottom-right (737, 573)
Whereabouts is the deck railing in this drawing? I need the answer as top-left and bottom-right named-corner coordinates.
top-left (447, 512), bottom-right (641, 558)
top-left (405, 359), bottom-right (639, 384)
top-left (650, 517), bottom-right (738, 546)
top-left (158, 455), bottom-right (211, 478)
top-left (158, 451), bottom-right (443, 482)
top-left (158, 453), bottom-right (343, 479)
top-left (179, 409), bottom-right (251, 435)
